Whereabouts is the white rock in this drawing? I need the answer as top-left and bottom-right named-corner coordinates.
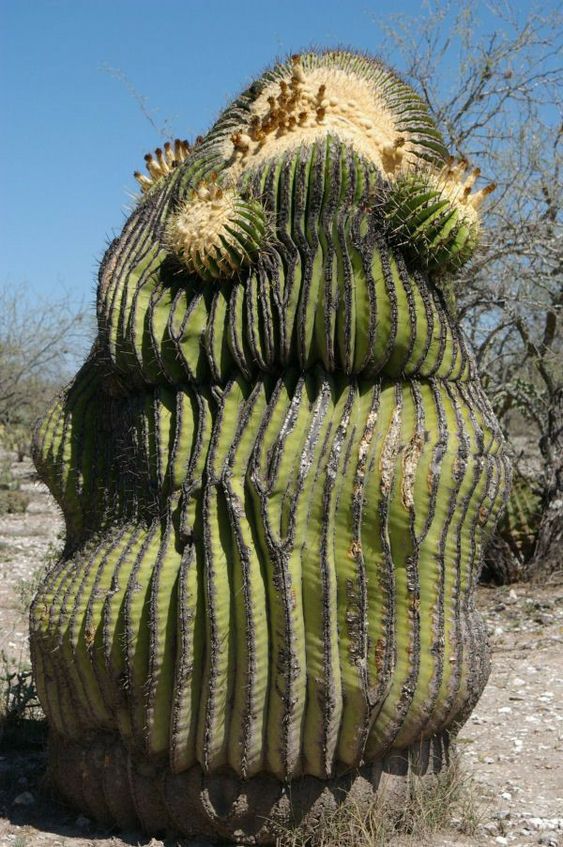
top-left (528, 817), bottom-right (549, 831)
top-left (483, 822), bottom-right (499, 834)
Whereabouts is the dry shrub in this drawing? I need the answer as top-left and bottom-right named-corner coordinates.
top-left (0, 489), bottom-right (30, 515)
top-left (275, 756), bottom-right (484, 847)
top-left (0, 652), bottom-right (46, 749)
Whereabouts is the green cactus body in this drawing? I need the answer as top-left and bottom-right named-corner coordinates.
top-left (31, 50), bottom-right (510, 843)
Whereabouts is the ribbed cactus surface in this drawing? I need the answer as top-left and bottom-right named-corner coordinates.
top-left (31, 50), bottom-right (510, 843)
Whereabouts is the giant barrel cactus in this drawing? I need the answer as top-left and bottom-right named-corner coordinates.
top-left (31, 50), bottom-right (510, 843)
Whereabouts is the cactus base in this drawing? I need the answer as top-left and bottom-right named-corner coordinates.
top-left (48, 731), bottom-right (451, 844)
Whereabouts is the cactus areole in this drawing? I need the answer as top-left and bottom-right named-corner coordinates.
top-left (31, 51), bottom-right (510, 843)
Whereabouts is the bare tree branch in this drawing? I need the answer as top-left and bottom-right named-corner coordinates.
top-left (0, 284), bottom-right (92, 427)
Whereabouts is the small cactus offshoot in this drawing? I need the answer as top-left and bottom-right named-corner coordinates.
top-left (165, 178), bottom-right (267, 279)
top-left (383, 160), bottom-right (496, 274)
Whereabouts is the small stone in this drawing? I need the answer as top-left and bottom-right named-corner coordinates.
top-left (535, 614), bottom-right (550, 624)
top-left (484, 756), bottom-right (495, 764)
top-left (13, 791), bottom-right (35, 805)
top-left (483, 822), bottom-right (499, 834)
top-left (501, 791), bottom-right (512, 800)
top-left (538, 836), bottom-right (558, 847)
top-left (528, 818), bottom-right (548, 831)
top-left (494, 837), bottom-right (508, 845)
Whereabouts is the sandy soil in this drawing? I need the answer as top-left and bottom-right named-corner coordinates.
top-left (0, 455), bottom-right (561, 847)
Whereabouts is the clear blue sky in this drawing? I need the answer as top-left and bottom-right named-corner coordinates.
top-left (0, 0), bottom-right (551, 314)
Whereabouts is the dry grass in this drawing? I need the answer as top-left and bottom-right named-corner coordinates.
top-left (275, 756), bottom-right (485, 847)
top-left (0, 650), bottom-right (46, 749)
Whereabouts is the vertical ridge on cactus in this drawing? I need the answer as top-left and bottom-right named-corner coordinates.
top-left (30, 48), bottom-right (510, 844)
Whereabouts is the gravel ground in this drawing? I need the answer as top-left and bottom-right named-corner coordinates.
top-left (0, 455), bottom-right (561, 847)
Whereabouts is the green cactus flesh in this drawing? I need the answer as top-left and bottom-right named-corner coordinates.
top-left (30, 50), bottom-right (510, 843)
top-left (382, 167), bottom-right (485, 274)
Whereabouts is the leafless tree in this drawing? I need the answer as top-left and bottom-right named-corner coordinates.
top-left (0, 284), bottom-right (91, 457)
top-left (379, 1), bottom-right (562, 577)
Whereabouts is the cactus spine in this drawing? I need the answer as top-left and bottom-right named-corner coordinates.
top-left (31, 50), bottom-right (510, 844)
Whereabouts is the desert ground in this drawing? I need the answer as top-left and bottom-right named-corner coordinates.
top-left (0, 454), bottom-right (561, 847)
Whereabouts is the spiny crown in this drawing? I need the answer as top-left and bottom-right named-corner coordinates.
top-left (133, 50), bottom-right (494, 281)
top-left (135, 51), bottom-right (448, 194)
top-left (185, 50), bottom-right (451, 186)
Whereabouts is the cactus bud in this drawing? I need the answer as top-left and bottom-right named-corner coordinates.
top-left (166, 183), bottom-right (267, 279)
top-left (383, 164), bottom-right (488, 274)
